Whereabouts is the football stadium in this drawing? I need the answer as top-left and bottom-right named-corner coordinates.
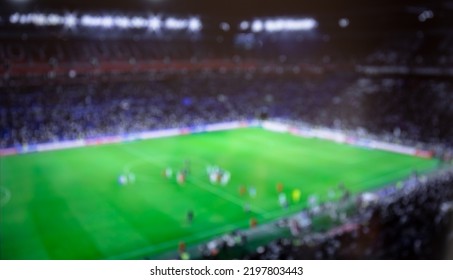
top-left (1, 0), bottom-right (453, 260)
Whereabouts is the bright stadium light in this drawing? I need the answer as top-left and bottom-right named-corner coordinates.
top-left (18, 14), bottom-right (28, 24)
top-left (188, 17), bottom-right (202, 31)
top-left (113, 16), bottom-right (131, 29)
top-left (299, 18), bottom-right (317, 30)
top-left (147, 16), bottom-right (161, 30)
top-left (63, 14), bottom-right (77, 28)
top-left (251, 20), bottom-right (263, 32)
top-left (338, 18), bottom-right (349, 28)
top-left (239, 21), bottom-right (249, 30)
top-left (46, 14), bottom-right (63, 25)
top-left (264, 18), bottom-right (317, 32)
top-left (131, 17), bottom-right (147, 28)
top-left (9, 13), bottom-right (20, 24)
top-left (81, 15), bottom-right (102, 27)
top-left (220, 22), bottom-right (230, 31)
top-left (30, 13), bottom-right (46, 25)
top-left (8, 12), bottom-right (203, 31)
top-left (165, 17), bottom-right (187, 30)
top-left (249, 18), bottom-right (317, 33)
top-left (264, 20), bottom-right (281, 32)
top-left (99, 16), bottom-right (114, 28)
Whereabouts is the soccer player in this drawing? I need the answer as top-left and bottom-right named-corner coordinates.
top-left (279, 193), bottom-right (288, 208)
top-left (292, 189), bottom-right (301, 203)
top-left (118, 174), bottom-right (127, 186)
top-left (209, 171), bottom-right (218, 184)
top-left (216, 171), bottom-right (223, 184)
top-left (239, 185), bottom-right (247, 196)
top-left (163, 167), bottom-right (173, 179)
top-left (221, 171), bottom-right (230, 186)
top-left (177, 172), bottom-right (185, 185)
top-left (248, 186), bottom-right (257, 198)
top-left (187, 210), bottom-right (194, 224)
top-left (276, 182), bottom-right (284, 193)
top-left (249, 217), bottom-right (258, 228)
top-left (179, 251), bottom-right (190, 260)
top-left (178, 241), bottom-right (186, 253)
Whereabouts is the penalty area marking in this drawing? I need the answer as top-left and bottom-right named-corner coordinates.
top-left (0, 186), bottom-right (11, 207)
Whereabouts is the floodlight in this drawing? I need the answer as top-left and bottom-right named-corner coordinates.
top-left (251, 20), bottom-right (263, 32)
top-left (188, 17), bottom-right (202, 31)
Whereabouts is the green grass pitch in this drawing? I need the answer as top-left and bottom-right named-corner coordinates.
top-left (0, 128), bottom-right (439, 259)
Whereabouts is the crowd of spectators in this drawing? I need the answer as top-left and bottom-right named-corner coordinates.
top-left (2, 28), bottom-right (452, 149)
top-left (1, 70), bottom-right (452, 149)
top-left (364, 32), bottom-right (453, 67)
top-left (0, 38), bottom-right (228, 66)
top-left (2, 29), bottom-right (452, 77)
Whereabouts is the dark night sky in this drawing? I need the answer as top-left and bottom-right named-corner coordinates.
top-left (2, 0), bottom-right (451, 16)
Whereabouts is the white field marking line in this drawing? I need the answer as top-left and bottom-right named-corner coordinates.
top-left (0, 186), bottom-right (11, 207)
top-left (123, 159), bottom-right (143, 173)
top-left (347, 165), bottom-right (418, 190)
top-left (108, 222), bottom-right (239, 260)
top-left (189, 176), bottom-right (267, 215)
top-left (260, 203), bottom-right (306, 220)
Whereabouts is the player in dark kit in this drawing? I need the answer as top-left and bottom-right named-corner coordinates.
top-left (187, 210), bottom-right (194, 224)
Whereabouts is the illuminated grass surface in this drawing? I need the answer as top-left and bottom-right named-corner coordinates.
top-left (0, 128), bottom-right (439, 259)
